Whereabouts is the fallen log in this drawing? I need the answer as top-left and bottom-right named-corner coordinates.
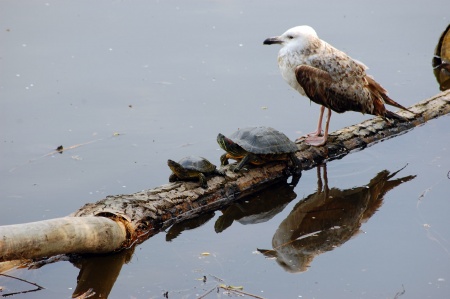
top-left (0, 217), bottom-right (127, 262)
top-left (0, 90), bottom-right (449, 262)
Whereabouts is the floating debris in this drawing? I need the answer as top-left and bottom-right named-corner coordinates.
top-left (219, 284), bottom-right (243, 290)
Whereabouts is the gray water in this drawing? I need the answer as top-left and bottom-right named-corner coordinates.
top-left (1, 1), bottom-right (449, 298)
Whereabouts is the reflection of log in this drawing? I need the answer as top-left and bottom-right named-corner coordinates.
top-left (0, 90), bottom-right (449, 262)
top-left (71, 248), bottom-right (134, 299)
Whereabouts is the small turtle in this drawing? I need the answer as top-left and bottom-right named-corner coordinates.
top-left (168, 156), bottom-right (225, 188)
top-left (217, 126), bottom-right (302, 173)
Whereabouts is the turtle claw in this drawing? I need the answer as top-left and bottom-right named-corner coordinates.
top-left (289, 172), bottom-right (302, 187)
top-left (295, 136), bottom-right (306, 144)
top-left (215, 168), bottom-right (227, 176)
top-left (229, 164), bottom-right (246, 173)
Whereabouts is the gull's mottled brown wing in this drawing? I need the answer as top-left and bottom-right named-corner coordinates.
top-left (295, 65), bottom-right (371, 114)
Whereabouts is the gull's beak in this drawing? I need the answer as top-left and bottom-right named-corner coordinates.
top-left (263, 36), bottom-right (282, 45)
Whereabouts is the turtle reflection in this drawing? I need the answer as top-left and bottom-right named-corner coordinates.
top-left (258, 164), bottom-right (415, 273)
top-left (433, 24), bottom-right (450, 91)
top-left (215, 181), bottom-right (298, 233)
top-left (165, 177), bottom-right (299, 241)
top-left (165, 212), bottom-right (215, 241)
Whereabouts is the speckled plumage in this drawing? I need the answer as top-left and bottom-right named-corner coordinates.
top-left (264, 25), bottom-right (412, 146)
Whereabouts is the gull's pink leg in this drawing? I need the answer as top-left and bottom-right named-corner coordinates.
top-left (304, 108), bottom-right (332, 146)
top-left (309, 105), bottom-right (325, 136)
top-left (296, 106), bottom-right (324, 143)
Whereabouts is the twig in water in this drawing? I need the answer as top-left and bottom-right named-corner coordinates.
top-left (219, 285), bottom-right (267, 299)
top-left (0, 273), bottom-right (45, 297)
top-left (208, 273), bottom-right (225, 283)
top-left (393, 284), bottom-right (406, 299)
top-left (197, 286), bottom-right (217, 299)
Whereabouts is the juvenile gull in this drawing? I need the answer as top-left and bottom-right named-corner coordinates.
top-left (264, 25), bottom-right (412, 146)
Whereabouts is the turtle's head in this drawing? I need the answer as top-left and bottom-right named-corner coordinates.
top-left (217, 133), bottom-right (245, 156)
top-left (217, 133), bottom-right (233, 151)
top-left (167, 159), bottom-right (181, 172)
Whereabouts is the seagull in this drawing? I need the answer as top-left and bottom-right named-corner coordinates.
top-left (263, 25), bottom-right (413, 146)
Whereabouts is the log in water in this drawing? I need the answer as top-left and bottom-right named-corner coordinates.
top-left (1, 90), bottom-right (449, 262)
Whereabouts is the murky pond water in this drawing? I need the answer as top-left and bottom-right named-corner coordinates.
top-left (1, 1), bottom-right (449, 298)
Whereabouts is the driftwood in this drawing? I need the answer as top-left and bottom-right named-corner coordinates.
top-left (0, 217), bottom-right (127, 262)
top-left (0, 90), bottom-right (449, 262)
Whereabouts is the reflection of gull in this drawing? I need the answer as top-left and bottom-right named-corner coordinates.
top-left (258, 164), bottom-right (415, 273)
top-left (264, 25), bottom-right (412, 146)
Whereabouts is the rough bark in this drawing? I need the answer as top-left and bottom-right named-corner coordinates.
top-left (0, 90), bottom-right (449, 262)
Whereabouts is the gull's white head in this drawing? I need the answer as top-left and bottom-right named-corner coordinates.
top-left (263, 25), bottom-right (318, 50)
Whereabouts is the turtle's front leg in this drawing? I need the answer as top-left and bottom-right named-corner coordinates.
top-left (169, 173), bottom-right (179, 182)
top-left (220, 153), bottom-right (230, 166)
top-left (198, 173), bottom-right (208, 188)
top-left (215, 168), bottom-right (226, 176)
top-left (231, 154), bottom-right (254, 172)
top-left (289, 153), bottom-right (302, 172)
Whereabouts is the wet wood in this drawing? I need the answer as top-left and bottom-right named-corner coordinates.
top-left (0, 90), bottom-right (449, 262)
top-left (0, 217), bottom-right (126, 262)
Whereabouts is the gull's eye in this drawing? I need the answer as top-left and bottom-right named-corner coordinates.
top-left (287, 35), bottom-right (294, 39)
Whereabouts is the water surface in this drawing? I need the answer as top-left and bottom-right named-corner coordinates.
top-left (1, 1), bottom-right (449, 298)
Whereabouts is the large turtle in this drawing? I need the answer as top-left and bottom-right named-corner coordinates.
top-left (217, 126), bottom-right (302, 173)
top-left (168, 156), bottom-right (225, 188)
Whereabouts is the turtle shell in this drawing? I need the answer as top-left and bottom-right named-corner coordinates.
top-left (228, 127), bottom-right (298, 155)
top-left (177, 156), bottom-right (217, 173)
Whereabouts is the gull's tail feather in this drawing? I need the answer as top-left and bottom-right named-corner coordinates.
top-left (384, 110), bottom-right (408, 122)
top-left (382, 93), bottom-right (415, 114)
top-left (366, 75), bottom-right (415, 115)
